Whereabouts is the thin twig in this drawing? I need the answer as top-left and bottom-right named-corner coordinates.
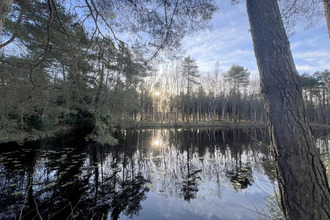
top-left (48, 204), bottom-right (71, 220)
top-left (34, 198), bottom-right (43, 220)
top-left (66, 202), bottom-right (75, 220)
top-left (50, 0), bottom-right (92, 111)
top-left (90, 0), bottom-right (124, 46)
top-left (19, 177), bottom-right (33, 220)
top-left (29, 0), bottom-right (53, 92)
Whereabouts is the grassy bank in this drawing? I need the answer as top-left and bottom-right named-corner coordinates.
top-left (0, 125), bottom-right (74, 145)
top-left (1, 121), bottom-right (330, 145)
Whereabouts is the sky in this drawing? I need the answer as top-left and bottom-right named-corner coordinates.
top-left (2, 0), bottom-right (328, 79)
top-left (181, 0), bottom-right (330, 77)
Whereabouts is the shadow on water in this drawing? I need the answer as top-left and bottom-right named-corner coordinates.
top-left (1, 127), bottom-right (327, 219)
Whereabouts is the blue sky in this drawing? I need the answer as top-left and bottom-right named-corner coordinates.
top-left (182, 0), bottom-right (330, 77)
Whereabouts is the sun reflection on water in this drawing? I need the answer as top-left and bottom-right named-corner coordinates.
top-left (151, 137), bottom-right (163, 148)
top-left (153, 139), bottom-right (160, 146)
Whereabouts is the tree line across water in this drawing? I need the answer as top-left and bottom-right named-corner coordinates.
top-left (1, 14), bottom-right (329, 144)
top-left (1, 1), bottom-right (330, 219)
top-left (1, 1), bottom-right (329, 146)
top-left (0, 3), bottom-right (330, 143)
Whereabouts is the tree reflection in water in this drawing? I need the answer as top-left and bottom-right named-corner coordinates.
top-left (0, 127), bottom-right (292, 219)
top-left (110, 174), bottom-right (149, 220)
top-left (226, 167), bottom-right (253, 191)
top-left (0, 133), bottom-right (150, 220)
top-left (181, 169), bottom-right (202, 202)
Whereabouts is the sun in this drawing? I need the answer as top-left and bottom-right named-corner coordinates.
top-left (151, 138), bottom-right (162, 147)
top-left (153, 140), bottom-right (160, 146)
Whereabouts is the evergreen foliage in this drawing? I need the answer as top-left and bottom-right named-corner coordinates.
top-left (0, 1), bottom-right (329, 145)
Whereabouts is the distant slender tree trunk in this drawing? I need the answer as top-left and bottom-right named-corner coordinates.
top-left (322, 72), bottom-right (330, 103)
top-left (221, 101), bottom-right (226, 121)
top-left (324, 0), bottom-right (330, 38)
top-left (0, 0), bottom-right (13, 34)
top-left (322, 88), bottom-right (327, 123)
top-left (233, 103), bottom-right (237, 123)
top-left (246, 0), bottom-right (330, 219)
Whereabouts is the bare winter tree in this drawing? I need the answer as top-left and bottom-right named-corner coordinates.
top-left (277, 0), bottom-right (330, 38)
top-left (278, 0), bottom-right (323, 36)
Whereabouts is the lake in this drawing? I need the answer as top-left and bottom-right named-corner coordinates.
top-left (0, 128), bottom-right (329, 219)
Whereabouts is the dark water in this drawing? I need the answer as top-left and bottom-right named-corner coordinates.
top-left (1, 128), bottom-right (327, 220)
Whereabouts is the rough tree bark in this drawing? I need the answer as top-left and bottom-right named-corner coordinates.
top-left (0, 0), bottom-right (14, 34)
top-left (324, 0), bottom-right (330, 38)
top-left (246, 0), bottom-right (330, 219)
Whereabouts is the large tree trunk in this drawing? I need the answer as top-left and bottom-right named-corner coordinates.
top-left (0, 0), bottom-right (13, 34)
top-left (246, 0), bottom-right (330, 219)
top-left (324, 0), bottom-right (330, 38)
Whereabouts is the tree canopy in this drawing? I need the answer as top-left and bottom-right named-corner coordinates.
top-left (0, 1), bottom-right (330, 219)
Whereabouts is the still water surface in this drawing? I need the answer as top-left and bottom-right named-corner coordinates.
top-left (2, 128), bottom-right (326, 219)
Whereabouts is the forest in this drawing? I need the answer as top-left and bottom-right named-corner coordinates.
top-left (1, 1), bottom-right (329, 145)
top-left (1, 0), bottom-right (330, 219)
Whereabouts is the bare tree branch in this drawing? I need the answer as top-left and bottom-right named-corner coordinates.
top-left (29, 0), bottom-right (53, 92)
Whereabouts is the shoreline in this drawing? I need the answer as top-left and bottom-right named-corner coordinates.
top-left (115, 121), bottom-right (267, 129)
top-left (0, 125), bottom-right (75, 145)
top-left (1, 122), bottom-right (330, 145)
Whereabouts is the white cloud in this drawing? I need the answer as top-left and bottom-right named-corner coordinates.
top-left (178, 0), bottom-right (329, 77)
top-left (296, 64), bottom-right (315, 72)
top-left (182, 2), bottom-right (256, 74)
top-left (293, 50), bottom-right (329, 61)
top-left (292, 48), bottom-right (330, 73)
